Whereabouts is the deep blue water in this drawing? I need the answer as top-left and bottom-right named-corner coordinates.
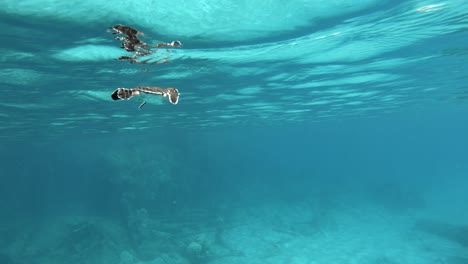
top-left (1, 1), bottom-right (468, 264)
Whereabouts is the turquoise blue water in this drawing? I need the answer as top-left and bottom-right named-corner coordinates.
top-left (1, 1), bottom-right (468, 263)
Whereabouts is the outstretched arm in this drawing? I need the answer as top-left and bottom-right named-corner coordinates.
top-left (134, 86), bottom-right (180, 104)
top-left (111, 86), bottom-right (179, 105)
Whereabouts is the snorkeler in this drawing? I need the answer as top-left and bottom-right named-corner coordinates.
top-left (109, 24), bottom-right (183, 64)
top-left (111, 86), bottom-right (180, 108)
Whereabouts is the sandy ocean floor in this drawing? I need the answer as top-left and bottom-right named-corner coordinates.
top-left (1, 197), bottom-right (467, 264)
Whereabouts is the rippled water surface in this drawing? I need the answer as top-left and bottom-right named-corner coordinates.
top-left (1, 0), bottom-right (467, 138)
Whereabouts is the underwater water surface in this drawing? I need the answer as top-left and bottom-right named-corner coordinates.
top-left (1, 0), bottom-right (468, 264)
